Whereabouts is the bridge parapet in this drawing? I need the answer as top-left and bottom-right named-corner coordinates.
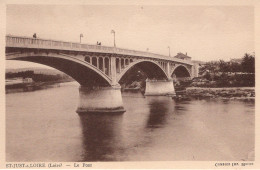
top-left (6, 35), bottom-right (193, 65)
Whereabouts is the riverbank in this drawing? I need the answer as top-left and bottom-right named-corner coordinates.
top-left (185, 87), bottom-right (255, 99)
top-left (5, 80), bottom-right (73, 94)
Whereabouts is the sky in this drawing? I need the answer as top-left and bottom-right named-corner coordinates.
top-left (6, 5), bottom-right (254, 68)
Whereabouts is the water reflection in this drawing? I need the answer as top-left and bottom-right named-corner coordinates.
top-left (146, 97), bottom-right (169, 129)
top-left (78, 113), bottom-right (123, 161)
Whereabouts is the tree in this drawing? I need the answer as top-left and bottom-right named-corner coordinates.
top-left (230, 62), bottom-right (242, 72)
top-left (219, 60), bottom-right (229, 73)
top-left (241, 53), bottom-right (255, 73)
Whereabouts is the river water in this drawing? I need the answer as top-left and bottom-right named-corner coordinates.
top-left (6, 82), bottom-right (255, 161)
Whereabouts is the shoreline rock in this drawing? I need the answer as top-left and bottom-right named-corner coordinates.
top-left (185, 87), bottom-right (255, 99)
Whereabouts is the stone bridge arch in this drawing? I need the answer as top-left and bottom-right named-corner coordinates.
top-left (117, 59), bottom-right (169, 83)
top-left (171, 64), bottom-right (191, 79)
top-left (6, 52), bottom-right (112, 87)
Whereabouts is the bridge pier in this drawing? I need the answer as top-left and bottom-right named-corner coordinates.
top-left (76, 85), bottom-right (125, 114)
top-left (144, 79), bottom-right (176, 96)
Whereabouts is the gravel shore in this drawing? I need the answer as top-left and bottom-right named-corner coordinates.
top-left (186, 87), bottom-right (255, 99)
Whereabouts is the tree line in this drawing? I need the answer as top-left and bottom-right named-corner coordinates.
top-left (197, 53), bottom-right (255, 87)
top-left (6, 70), bottom-right (72, 82)
top-left (200, 53), bottom-right (255, 75)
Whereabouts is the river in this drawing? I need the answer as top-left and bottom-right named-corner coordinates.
top-left (6, 82), bottom-right (255, 161)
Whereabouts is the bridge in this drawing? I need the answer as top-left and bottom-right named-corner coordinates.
top-left (6, 35), bottom-right (199, 113)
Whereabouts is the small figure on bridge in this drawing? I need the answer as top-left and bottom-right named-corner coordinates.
top-left (33, 33), bottom-right (37, 38)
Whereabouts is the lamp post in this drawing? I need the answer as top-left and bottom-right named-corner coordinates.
top-left (80, 34), bottom-right (83, 43)
top-left (111, 30), bottom-right (116, 47)
top-left (168, 46), bottom-right (171, 57)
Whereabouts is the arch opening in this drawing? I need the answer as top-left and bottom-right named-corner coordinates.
top-left (116, 58), bottom-right (120, 73)
top-left (125, 59), bottom-right (129, 66)
top-left (105, 58), bottom-right (109, 75)
top-left (10, 55), bottom-right (111, 87)
top-left (92, 57), bottom-right (97, 67)
top-left (98, 57), bottom-right (103, 71)
top-left (171, 65), bottom-right (191, 81)
top-left (118, 61), bottom-right (168, 88)
top-left (121, 59), bottom-right (124, 69)
top-left (85, 56), bottom-right (90, 63)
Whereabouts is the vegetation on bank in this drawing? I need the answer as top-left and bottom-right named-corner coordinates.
top-left (120, 67), bottom-right (147, 90)
top-left (186, 87), bottom-right (255, 99)
top-left (6, 70), bottom-right (73, 83)
top-left (6, 70), bottom-right (74, 93)
top-left (191, 53), bottom-right (255, 87)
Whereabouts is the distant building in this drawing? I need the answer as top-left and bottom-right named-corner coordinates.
top-left (6, 77), bottom-right (23, 85)
top-left (6, 77), bottom-right (33, 85)
top-left (23, 78), bottom-right (33, 83)
top-left (174, 52), bottom-right (191, 61)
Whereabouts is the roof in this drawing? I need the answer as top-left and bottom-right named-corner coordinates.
top-left (174, 52), bottom-right (191, 59)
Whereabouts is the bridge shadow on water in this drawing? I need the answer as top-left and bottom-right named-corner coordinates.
top-left (78, 113), bottom-right (124, 161)
top-left (145, 96), bottom-right (190, 129)
top-left (146, 97), bottom-right (170, 129)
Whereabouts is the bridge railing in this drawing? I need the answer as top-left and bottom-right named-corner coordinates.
top-left (6, 35), bottom-right (193, 65)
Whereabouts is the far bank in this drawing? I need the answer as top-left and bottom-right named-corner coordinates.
top-left (185, 87), bottom-right (255, 100)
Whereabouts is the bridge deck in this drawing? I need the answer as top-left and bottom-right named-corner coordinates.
top-left (6, 35), bottom-right (193, 65)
